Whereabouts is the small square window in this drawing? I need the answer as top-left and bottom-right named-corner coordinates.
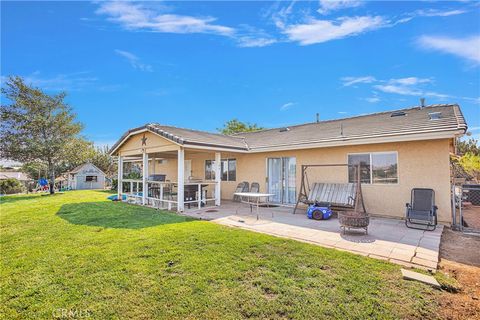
top-left (85, 176), bottom-right (98, 182)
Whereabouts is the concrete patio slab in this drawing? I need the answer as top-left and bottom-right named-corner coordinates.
top-left (183, 201), bottom-right (443, 270)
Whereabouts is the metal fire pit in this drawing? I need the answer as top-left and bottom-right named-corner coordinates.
top-left (338, 211), bottom-right (369, 235)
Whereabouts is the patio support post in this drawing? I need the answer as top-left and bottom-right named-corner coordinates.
top-left (142, 151), bottom-right (148, 205)
top-left (215, 152), bottom-right (221, 206)
top-left (117, 156), bottom-right (123, 200)
top-left (177, 148), bottom-right (185, 212)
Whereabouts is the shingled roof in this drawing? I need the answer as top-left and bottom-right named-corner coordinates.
top-left (110, 104), bottom-right (467, 154)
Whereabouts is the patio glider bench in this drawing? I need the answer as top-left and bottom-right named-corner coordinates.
top-left (306, 182), bottom-right (357, 210)
top-left (305, 182), bottom-right (369, 234)
top-left (405, 188), bottom-right (438, 231)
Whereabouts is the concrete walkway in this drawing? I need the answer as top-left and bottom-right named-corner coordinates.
top-left (183, 202), bottom-right (443, 271)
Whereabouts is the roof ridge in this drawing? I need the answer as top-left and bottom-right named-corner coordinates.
top-left (233, 103), bottom-right (458, 136)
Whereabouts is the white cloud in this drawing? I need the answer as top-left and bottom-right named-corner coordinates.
top-left (342, 75), bottom-right (461, 102)
top-left (236, 25), bottom-right (277, 47)
top-left (115, 49), bottom-right (153, 72)
top-left (280, 102), bottom-right (296, 111)
top-left (96, 1), bottom-right (234, 36)
top-left (15, 71), bottom-right (98, 91)
top-left (317, 0), bottom-right (363, 15)
top-left (341, 76), bottom-right (376, 87)
top-left (373, 82), bottom-right (450, 99)
top-left (364, 97), bottom-right (380, 103)
top-left (373, 84), bottom-right (421, 96)
top-left (462, 96), bottom-right (480, 104)
top-left (418, 35), bottom-right (480, 65)
top-left (413, 9), bottom-right (467, 17)
top-left (283, 16), bottom-right (386, 45)
top-left (389, 77), bottom-right (433, 86)
top-left (237, 35), bottom-right (276, 48)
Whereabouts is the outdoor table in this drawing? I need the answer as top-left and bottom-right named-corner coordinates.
top-left (234, 192), bottom-right (275, 220)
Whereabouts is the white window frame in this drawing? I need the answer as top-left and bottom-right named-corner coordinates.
top-left (347, 151), bottom-right (399, 185)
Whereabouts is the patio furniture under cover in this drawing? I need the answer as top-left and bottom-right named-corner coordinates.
top-left (405, 188), bottom-right (438, 231)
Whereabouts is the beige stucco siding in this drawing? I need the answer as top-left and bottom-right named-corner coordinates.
top-left (116, 131), bottom-right (452, 223)
top-left (118, 131), bottom-right (179, 157)
top-left (229, 139), bottom-right (451, 223)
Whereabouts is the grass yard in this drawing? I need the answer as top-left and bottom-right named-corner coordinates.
top-left (1, 190), bottom-right (442, 319)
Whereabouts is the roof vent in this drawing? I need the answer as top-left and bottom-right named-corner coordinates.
top-left (279, 127), bottom-right (290, 132)
top-left (390, 111), bottom-right (407, 117)
top-left (429, 112), bottom-right (442, 120)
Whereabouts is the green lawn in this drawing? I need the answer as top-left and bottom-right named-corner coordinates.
top-left (1, 190), bottom-right (441, 319)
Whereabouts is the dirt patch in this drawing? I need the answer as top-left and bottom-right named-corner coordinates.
top-left (462, 205), bottom-right (480, 230)
top-left (440, 228), bottom-right (480, 267)
top-left (437, 228), bottom-right (480, 320)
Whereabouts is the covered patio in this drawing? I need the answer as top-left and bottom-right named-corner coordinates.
top-left (117, 147), bottom-right (223, 212)
top-left (111, 124), bottom-right (251, 212)
top-left (183, 201), bottom-right (443, 271)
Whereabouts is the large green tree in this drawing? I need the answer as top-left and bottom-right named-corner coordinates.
top-left (90, 145), bottom-right (116, 177)
top-left (218, 119), bottom-right (264, 135)
top-left (457, 138), bottom-right (480, 156)
top-left (1, 76), bottom-right (83, 193)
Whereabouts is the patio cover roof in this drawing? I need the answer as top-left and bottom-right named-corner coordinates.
top-left (110, 104), bottom-right (467, 155)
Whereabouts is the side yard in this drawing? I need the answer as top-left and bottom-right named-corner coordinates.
top-left (0, 190), bottom-right (467, 319)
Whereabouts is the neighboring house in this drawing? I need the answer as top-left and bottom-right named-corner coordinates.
top-left (0, 171), bottom-right (33, 191)
top-left (0, 171), bottom-right (31, 182)
top-left (68, 163), bottom-right (106, 190)
top-left (109, 104), bottom-right (467, 224)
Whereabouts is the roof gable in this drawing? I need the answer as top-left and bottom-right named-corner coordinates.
top-left (70, 163), bottom-right (106, 175)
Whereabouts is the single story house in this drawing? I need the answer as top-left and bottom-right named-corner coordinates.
top-left (67, 163), bottom-right (106, 190)
top-left (0, 171), bottom-right (31, 182)
top-left (109, 104), bottom-right (467, 224)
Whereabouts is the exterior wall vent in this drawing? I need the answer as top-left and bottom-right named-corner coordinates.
top-left (390, 111), bottom-right (407, 117)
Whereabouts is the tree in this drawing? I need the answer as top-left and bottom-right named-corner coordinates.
top-left (457, 138), bottom-right (480, 156)
top-left (90, 145), bottom-right (116, 177)
top-left (1, 76), bottom-right (83, 194)
top-left (459, 152), bottom-right (480, 181)
top-left (21, 161), bottom-right (48, 181)
top-left (218, 119), bottom-right (264, 135)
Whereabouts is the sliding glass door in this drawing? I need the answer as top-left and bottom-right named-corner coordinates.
top-left (267, 157), bottom-right (296, 204)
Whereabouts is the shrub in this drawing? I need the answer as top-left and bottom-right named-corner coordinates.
top-left (459, 152), bottom-right (480, 181)
top-left (0, 178), bottom-right (25, 194)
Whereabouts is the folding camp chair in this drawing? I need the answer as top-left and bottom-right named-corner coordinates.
top-left (233, 182), bottom-right (250, 202)
top-left (250, 182), bottom-right (260, 193)
top-left (405, 188), bottom-right (438, 231)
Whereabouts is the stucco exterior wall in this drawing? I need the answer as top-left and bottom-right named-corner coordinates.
top-left (118, 131), bottom-right (179, 157)
top-left (116, 131), bottom-right (452, 223)
top-left (227, 139), bottom-right (452, 223)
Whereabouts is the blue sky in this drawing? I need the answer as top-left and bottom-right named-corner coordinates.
top-left (2, 1), bottom-right (479, 146)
